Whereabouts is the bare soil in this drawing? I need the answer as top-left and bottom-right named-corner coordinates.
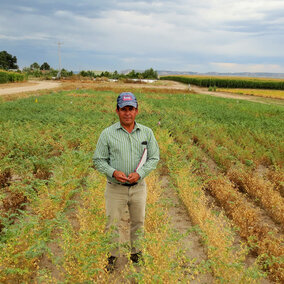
top-left (160, 175), bottom-right (214, 283)
top-left (0, 79), bottom-right (282, 106)
top-left (0, 80), bottom-right (62, 96)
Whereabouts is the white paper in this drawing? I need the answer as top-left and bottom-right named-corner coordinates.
top-left (135, 148), bottom-right (147, 172)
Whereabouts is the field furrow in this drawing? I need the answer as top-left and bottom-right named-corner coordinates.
top-left (157, 129), bottom-right (268, 283)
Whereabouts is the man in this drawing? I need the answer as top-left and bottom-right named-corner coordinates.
top-left (93, 92), bottom-right (159, 271)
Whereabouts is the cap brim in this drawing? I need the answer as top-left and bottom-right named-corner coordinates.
top-left (118, 101), bottom-right (137, 108)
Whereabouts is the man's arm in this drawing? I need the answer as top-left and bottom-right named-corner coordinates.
top-left (135, 129), bottom-right (159, 179)
top-left (93, 131), bottom-right (116, 178)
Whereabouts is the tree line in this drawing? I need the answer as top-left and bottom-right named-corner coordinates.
top-left (79, 68), bottom-right (158, 80)
top-left (0, 51), bottom-right (50, 71)
top-left (0, 50), bottom-right (158, 80)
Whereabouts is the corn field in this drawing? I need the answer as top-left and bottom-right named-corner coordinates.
top-left (0, 70), bottom-right (26, 84)
top-left (161, 75), bottom-right (284, 90)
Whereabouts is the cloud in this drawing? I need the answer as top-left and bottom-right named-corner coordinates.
top-left (0, 33), bottom-right (51, 41)
top-left (0, 0), bottom-right (283, 72)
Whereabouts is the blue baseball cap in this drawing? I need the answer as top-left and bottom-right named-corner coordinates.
top-left (117, 92), bottom-right (138, 108)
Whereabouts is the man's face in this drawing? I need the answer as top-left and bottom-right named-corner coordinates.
top-left (116, 105), bottom-right (138, 127)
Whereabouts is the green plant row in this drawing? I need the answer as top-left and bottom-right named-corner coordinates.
top-left (161, 75), bottom-right (284, 90)
top-left (0, 70), bottom-right (26, 84)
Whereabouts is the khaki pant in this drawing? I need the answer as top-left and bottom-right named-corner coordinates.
top-left (105, 180), bottom-right (147, 257)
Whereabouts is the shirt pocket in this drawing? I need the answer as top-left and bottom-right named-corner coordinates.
top-left (133, 136), bottom-right (148, 161)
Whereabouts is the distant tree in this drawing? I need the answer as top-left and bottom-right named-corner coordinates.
top-left (142, 68), bottom-right (158, 79)
top-left (79, 70), bottom-right (87, 77)
top-left (127, 70), bottom-right (138, 79)
top-left (79, 70), bottom-right (96, 77)
top-left (0, 50), bottom-right (18, 70)
top-left (112, 70), bottom-right (119, 79)
top-left (101, 71), bottom-right (111, 77)
top-left (40, 62), bottom-right (50, 70)
top-left (61, 68), bottom-right (72, 77)
top-left (30, 62), bottom-right (40, 70)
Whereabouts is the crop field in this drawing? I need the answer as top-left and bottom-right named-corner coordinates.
top-left (0, 70), bottom-right (26, 84)
top-left (216, 88), bottom-right (284, 100)
top-left (161, 75), bottom-right (284, 90)
top-left (167, 74), bottom-right (284, 82)
top-left (0, 86), bottom-right (283, 283)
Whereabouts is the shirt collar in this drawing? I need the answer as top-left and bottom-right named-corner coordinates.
top-left (116, 122), bottom-right (140, 132)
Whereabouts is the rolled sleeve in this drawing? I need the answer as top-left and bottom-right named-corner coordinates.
top-left (136, 168), bottom-right (146, 180)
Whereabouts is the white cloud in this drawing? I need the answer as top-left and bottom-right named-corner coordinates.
top-left (0, 33), bottom-right (50, 41)
top-left (17, 6), bottom-right (37, 13)
top-left (0, 0), bottom-right (283, 72)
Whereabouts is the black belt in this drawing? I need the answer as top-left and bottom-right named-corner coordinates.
top-left (121, 183), bottom-right (138, 187)
top-left (108, 181), bottom-right (138, 187)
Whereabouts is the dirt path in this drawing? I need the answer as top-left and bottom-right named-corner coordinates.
top-left (190, 85), bottom-right (284, 105)
top-left (160, 175), bottom-right (214, 283)
top-left (0, 80), bottom-right (61, 96)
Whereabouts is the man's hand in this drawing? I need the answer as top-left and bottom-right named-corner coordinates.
top-left (128, 172), bottom-right (140, 184)
top-left (113, 170), bottom-right (129, 183)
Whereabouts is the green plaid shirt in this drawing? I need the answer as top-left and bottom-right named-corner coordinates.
top-left (93, 122), bottom-right (159, 184)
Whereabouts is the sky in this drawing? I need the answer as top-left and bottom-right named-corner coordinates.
top-left (1, 0), bottom-right (284, 73)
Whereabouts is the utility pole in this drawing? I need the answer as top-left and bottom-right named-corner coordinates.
top-left (57, 41), bottom-right (63, 79)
